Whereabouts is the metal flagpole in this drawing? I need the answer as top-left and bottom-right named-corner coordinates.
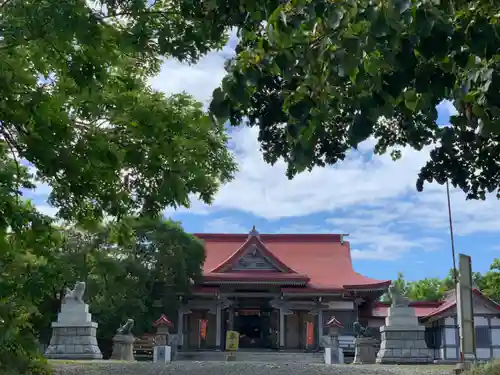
top-left (446, 179), bottom-right (458, 287)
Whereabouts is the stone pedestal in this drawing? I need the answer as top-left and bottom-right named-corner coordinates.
top-left (153, 345), bottom-right (172, 363)
top-left (321, 335), bottom-right (343, 364)
top-left (44, 301), bottom-right (102, 359)
top-left (376, 306), bottom-right (431, 364)
top-left (111, 334), bottom-right (135, 361)
top-left (353, 337), bottom-right (378, 364)
top-left (324, 347), bottom-right (344, 365)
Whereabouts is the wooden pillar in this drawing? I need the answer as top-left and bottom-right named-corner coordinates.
top-left (228, 307), bottom-right (234, 331)
top-left (279, 307), bottom-right (286, 350)
top-left (299, 312), bottom-right (304, 349)
top-left (177, 307), bottom-right (191, 350)
top-left (215, 305), bottom-right (222, 350)
top-left (317, 309), bottom-right (324, 349)
top-left (177, 309), bottom-right (184, 349)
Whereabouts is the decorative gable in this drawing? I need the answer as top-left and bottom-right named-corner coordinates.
top-left (209, 226), bottom-right (300, 274)
top-left (231, 245), bottom-right (279, 271)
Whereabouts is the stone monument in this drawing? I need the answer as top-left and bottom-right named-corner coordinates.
top-left (376, 285), bottom-right (432, 364)
top-left (352, 321), bottom-right (378, 364)
top-left (111, 319), bottom-right (135, 361)
top-left (44, 281), bottom-right (102, 359)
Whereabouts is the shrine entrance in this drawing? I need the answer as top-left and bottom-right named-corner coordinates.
top-left (234, 307), bottom-right (278, 349)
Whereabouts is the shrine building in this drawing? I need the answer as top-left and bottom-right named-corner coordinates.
top-left (172, 227), bottom-right (500, 362)
top-left (175, 228), bottom-right (390, 353)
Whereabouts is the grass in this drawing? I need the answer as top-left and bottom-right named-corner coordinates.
top-left (466, 361), bottom-right (500, 375)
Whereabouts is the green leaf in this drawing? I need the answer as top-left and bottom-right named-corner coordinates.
top-left (403, 90), bottom-right (419, 111)
top-left (327, 9), bottom-right (344, 30)
top-left (210, 87), bottom-right (230, 124)
top-left (348, 113), bottom-right (374, 147)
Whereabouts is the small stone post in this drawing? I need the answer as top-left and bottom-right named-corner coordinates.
top-left (152, 315), bottom-right (173, 363)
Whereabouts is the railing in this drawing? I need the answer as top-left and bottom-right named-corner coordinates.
top-left (133, 334), bottom-right (155, 361)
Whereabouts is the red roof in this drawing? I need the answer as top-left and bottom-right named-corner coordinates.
top-left (371, 289), bottom-right (500, 320)
top-left (422, 288), bottom-right (500, 319)
top-left (371, 301), bottom-right (442, 318)
top-left (325, 317), bottom-right (344, 328)
top-left (152, 314), bottom-right (173, 327)
top-left (194, 232), bottom-right (391, 291)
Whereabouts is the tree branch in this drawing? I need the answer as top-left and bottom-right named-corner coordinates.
top-left (0, 125), bottom-right (22, 198)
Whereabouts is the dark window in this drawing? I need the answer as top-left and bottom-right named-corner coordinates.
top-left (475, 326), bottom-right (491, 348)
top-left (425, 326), bottom-right (442, 349)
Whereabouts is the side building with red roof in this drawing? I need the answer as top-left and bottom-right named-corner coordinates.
top-left (366, 288), bottom-right (500, 362)
top-left (173, 227), bottom-right (390, 356)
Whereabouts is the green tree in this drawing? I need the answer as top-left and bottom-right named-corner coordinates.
top-left (210, 0), bottom-right (500, 199)
top-left (2, 0), bottom-right (239, 372)
top-left (441, 268), bottom-right (484, 291)
top-left (2, 0), bottom-right (237, 224)
top-left (477, 259), bottom-right (500, 303)
top-left (406, 277), bottom-right (446, 302)
top-left (91, 216), bottom-right (205, 358)
top-left (0, 145), bottom-right (58, 375)
top-left (382, 272), bottom-right (450, 302)
top-left (38, 218), bottom-right (206, 358)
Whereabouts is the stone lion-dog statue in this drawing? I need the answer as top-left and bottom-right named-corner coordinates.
top-left (388, 284), bottom-right (410, 308)
top-left (63, 281), bottom-right (86, 304)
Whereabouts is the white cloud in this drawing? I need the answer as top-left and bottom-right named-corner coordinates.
top-left (26, 32), bottom-right (500, 263)
top-left (174, 128), bottom-right (437, 220)
top-left (36, 205), bottom-right (59, 218)
top-left (203, 217), bottom-right (248, 233)
top-left (148, 37), bottom-right (500, 262)
top-left (149, 29), bottom-right (237, 106)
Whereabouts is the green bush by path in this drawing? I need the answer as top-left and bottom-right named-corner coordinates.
top-left (466, 361), bottom-right (500, 375)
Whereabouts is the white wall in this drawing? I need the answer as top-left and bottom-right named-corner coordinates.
top-left (433, 314), bottom-right (500, 361)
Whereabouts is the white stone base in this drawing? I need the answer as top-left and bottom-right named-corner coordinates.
top-left (45, 300), bottom-right (102, 360)
top-left (376, 326), bottom-right (432, 364)
top-left (384, 307), bottom-right (420, 327)
top-left (324, 347), bottom-right (344, 364)
top-left (44, 323), bottom-right (102, 360)
top-left (153, 345), bottom-right (171, 363)
top-left (55, 303), bottom-right (92, 326)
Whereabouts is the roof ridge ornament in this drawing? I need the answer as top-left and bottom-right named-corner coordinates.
top-left (340, 233), bottom-right (350, 245)
top-left (248, 225), bottom-right (260, 239)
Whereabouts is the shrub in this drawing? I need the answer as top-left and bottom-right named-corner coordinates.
top-left (466, 361), bottom-right (500, 375)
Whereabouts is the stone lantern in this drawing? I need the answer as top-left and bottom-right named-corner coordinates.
top-left (324, 317), bottom-right (344, 364)
top-left (153, 314), bottom-right (173, 346)
top-left (325, 317), bottom-right (343, 338)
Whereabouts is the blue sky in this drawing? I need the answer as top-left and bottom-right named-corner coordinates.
top-left (25, 33), bottom-right (500, 285)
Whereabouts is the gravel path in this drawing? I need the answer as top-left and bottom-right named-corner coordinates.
top-left (52, 361), bottom-right (454, 375)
